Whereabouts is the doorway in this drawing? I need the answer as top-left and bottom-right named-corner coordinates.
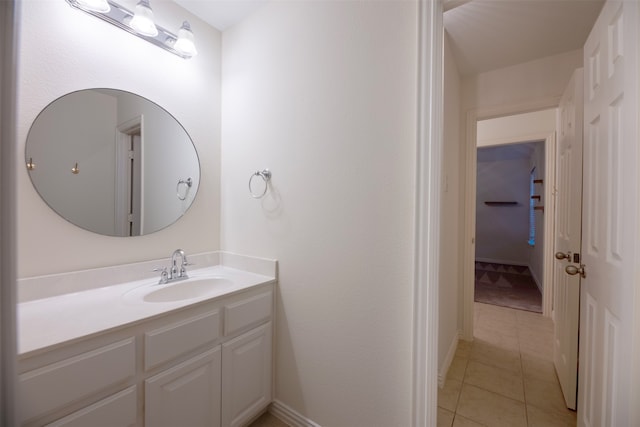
top-left (463, 108), bottom-right (558, 338)
top-left (475, 140), bottom-right (545, 313)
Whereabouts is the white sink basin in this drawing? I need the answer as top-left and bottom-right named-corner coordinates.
top-left (126, 277), bottom-right (234, 303)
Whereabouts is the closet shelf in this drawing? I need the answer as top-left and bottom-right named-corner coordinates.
top-left (484, 201), bottom-right (518, 206)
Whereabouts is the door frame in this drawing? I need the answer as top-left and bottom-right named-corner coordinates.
top-left (634, 4), bottom-right (640, 422)
top-left (0, 0), bottom-right (18, 425)
top-left (412, 0), bottom-right (443, 425)
top-left (115, 116), bottom-right (143, 236)
top-left (461, 99), bottom-right (560, 340)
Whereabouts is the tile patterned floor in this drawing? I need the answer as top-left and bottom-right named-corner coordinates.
top-left (475, 262), bottom-right (542, 313)
top-left (438, 302), bottom-right (577, 427)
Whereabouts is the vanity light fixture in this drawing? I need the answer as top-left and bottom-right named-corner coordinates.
top-left (76, 0), bottom-right (110, 13)
top-left (128, 0), bottom-right (158, 37)
top-left (65, 0), bottom-right (198, 59)
top-left (173, 21), bottom-right (198, 57)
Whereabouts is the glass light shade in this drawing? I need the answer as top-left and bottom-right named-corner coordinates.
top-left (129, 0), bottom-right (158, 37)
top-left (173, 21), bottom-right (197, 57)
top-left (77, 0), bottom-right (110, 13)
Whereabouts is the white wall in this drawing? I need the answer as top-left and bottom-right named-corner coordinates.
top-left (477, 109), bottom-right (557, 146)
top-left (16, 0), bottom-right (221, 277)
top-left (439, 32), bottom-right (462, 374)
top-left (221, 1), bottom-right (418, 425)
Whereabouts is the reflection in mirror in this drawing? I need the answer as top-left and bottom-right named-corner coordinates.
top-left (25, 89), bottom-right (200, 237)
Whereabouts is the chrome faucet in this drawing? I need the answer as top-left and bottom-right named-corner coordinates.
top-left (171, 249), bottom-right (189, 280)
top-left (154, 249), bottom-right (190, 284)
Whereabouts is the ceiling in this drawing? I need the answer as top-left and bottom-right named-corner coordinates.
top-left (444, 0), bottom-right (605, 76)
top-left (174, 0), bottom-right (604, 77)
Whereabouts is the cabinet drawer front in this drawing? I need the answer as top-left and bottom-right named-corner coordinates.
top-left (45, 386), bottom-right (137, 427)
top-left (224, 291), bottom-right (272, 336)
top-left (19, 338), bottom-right (135, 422)
top-left (145, 309), bottom-right (220, 370)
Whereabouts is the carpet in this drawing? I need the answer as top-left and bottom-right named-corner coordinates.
top-left (474, 261), bottom-right (542, 313)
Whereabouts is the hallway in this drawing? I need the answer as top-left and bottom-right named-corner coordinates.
top-left (438, 303), bottom-right (576, 426)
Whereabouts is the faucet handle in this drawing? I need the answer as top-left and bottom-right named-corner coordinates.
top-left (153, 267), bottom-right (169, 284)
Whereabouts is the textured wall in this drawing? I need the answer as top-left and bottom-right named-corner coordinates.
top-left (17, 0), bottom-right (221, 277)
top-left (221, 1), bottom-right (418, 425)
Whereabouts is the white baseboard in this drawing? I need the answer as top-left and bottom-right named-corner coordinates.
top-left (475, 257), bottom-right (528, 267)
top-left (270, 400), bottom-right (321, 427)
top-left (438, 331), bottom-right (461, 388)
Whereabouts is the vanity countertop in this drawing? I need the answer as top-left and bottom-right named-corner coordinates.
top-left (18, 265), bottom-right (275, 357)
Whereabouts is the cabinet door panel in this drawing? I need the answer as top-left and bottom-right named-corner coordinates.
top-left (45, 386), bottom-right (136, 427)
top-left (222, 322), bottom-right (272, 427)
top-left (145, 347), bottom-right (221, 427)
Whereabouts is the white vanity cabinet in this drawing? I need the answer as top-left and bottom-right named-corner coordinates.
top-left (18, 283), bottom-right (274, 427)
top-left (222, 322), bottom-right (272, 427)
top-left (143, 308), bottom-right (223, 427)
top-left (145, 346), bottom-right (222, 427)
top-left (221, 286), bottom-right (274, 427)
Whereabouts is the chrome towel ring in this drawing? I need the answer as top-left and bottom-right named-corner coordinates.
top-left (249, 169), bottom-right (272, 199)
top-left (177, 177), bottom-right (193, 201)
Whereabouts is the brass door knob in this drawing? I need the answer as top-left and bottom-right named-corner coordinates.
top-left (555, 251), bottom-right (571, 260)
top-left (565, 264), bottom-right (586, 279)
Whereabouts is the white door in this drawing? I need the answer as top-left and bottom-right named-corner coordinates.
top-left (578, 1), bottom-right (639, 426)
top-left (553, 68), bottom-right (583, 410)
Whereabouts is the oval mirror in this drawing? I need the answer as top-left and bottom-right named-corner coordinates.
top-left (25, 89), bottom-right (200, 237)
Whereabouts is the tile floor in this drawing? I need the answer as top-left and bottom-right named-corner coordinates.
top-left (250, 302), bottom-right (575, 427)
top-left (438, 302), bottom-right (577, 427)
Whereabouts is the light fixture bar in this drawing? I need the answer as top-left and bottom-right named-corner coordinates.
top-left (65, 0), bottom-right (193, 59)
